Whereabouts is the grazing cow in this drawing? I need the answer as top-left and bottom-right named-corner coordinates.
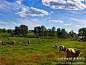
top-left (55, 44), bottom-right (57, 48)
top-left (66, 48), bottom-right (81, 63)
top-left (0, 41), bottom-right (4, 45)
top-left (43, 40), bottom-right (45, 42)
top-left (8, 38), bottom-right (10, 40)
top-left (59, 46), bottom-right (66, 53)
top-left (12, 40), bottom-right (16, 44)
top-left (28, 41), bottom-right (30, 45)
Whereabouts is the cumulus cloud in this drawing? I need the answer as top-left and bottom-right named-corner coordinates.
top-left (49, 20), bottom-right (63, 23)
top-left (42, 0), bottom-right (86, 10)
top-left (16, 7), bottom-right (49, 17)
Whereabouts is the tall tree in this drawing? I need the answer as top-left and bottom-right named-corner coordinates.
top-left (69, 30), bottom-right (74, 38)
top-left (34, 26), bottom-right (41, 35)
top-left (40, 25), bottom-right (46, 36)
top-left (78, 28), bottom-right (86, 36)
top-left (52, 27), bottom-right (57, 37)
top-left (15, 25), bottom-right (28, 35)
top-left (15, 26), bottom-right (20, 35)
top-left (44, 28), bottom-right (48, 36)
top-left (57, 28), bottom-right (62, 37)
top-left (20, 25), bottom-right (28, 35)
top-left (61, 29), bottom-right (65, 38)
top-left (48, 29), bottom-right (52, 36)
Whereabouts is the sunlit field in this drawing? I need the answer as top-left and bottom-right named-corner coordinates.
top-left (0, 37), bottom-right (86, 65)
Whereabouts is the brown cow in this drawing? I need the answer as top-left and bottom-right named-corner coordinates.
top-left (59, 46), bottom-right (66, 53)
top-left (43, 40), bottom-right (45, 42)
top-left (66, 48), bottom-right (81, 63)
top-left (0, 41), bottom-right (4, 45)
top-left (12, 40), bottom-right (16, 44)
top-left (8, 38), bottom-right (10, 40)
top-left (28, 41), bottom-right (30, 45)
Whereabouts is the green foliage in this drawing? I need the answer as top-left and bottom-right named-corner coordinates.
top-left (0, 33), bottom-right (12, 37)
top-left (78, 28), bottom-right (86, 36)
top-left (15, 25), bottom-right (28, 35)
top-left (61, 29), bottom-right (66, 38)
top-left (69, 30), bottom-right (74, 38)
top-left (57, 28), bottom-right (62, 37)
top-left (0, 28), bottom-right (7, 33)
top-left (25, 33), bottom-right (37, 38)
top-left (52, 27), bottom-right (57, 37)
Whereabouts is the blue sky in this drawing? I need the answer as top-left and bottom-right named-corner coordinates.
top-left (0, 0), bottom-right (86, 33)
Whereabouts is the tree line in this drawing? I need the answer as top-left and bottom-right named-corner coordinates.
top-left (0, 24), bottom-right (85, 38)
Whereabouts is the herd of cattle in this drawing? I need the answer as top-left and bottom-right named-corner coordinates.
top-left (0, 38), bottom-right (82, 63)
top-left (0, 38), bottom-right (30, 45)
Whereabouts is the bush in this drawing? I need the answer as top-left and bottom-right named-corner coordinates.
top-left (0, 33), bottom-right (12, 37)
top-left (25, 34), bottom-right (37, 38)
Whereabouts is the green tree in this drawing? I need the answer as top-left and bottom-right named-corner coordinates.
top-left (34, 26), bottom-right (41, 35)
top-left (69, 30), bottom-right (74, 38)
top-left (48, 29), bottom-right (52, 36)
top-left (57, 28), bottom-right (62, 37)
top-left (78, 28), bottom-right (86, 36)
top-left (44, 28), bottom-right (48, 36)
top-left (15, 26), bottom-right (20, 35)
top-left (20, 25), bottom-right (28, 35)
top-left (52, 27), bottom-right (57, 37)
top-left (61, 29), bottom-right (65, 38)
top-left (40, 25), bottom-right (46, 36)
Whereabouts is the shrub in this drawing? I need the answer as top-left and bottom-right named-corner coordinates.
top-left (26, 34), bottom-right (37, 38)
top-left (0, 33), bottom-right (12, 37)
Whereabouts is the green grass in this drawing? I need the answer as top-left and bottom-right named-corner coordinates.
top-left (0, 37), bottom-right (86, 65)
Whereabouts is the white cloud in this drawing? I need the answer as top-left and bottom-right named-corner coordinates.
top-left (49, 20), bottom-right (63, 23)
top-left (17, 18), bottom-right (42, 28)
top-left (51, 11), bottom-right (53, 13)
top-left (69, 11), bottom-right (80, 14)
top-left (75, 25), bottom-right (81, 27)
top-left (42, 0), bottom-right (86, 10)
top-left (69, 18), bottom-right (86, 25)
top-left (16, 7), bottom-right (49, 17)
top-left (0, 0), bottom-right (26, 12)
top-left (0, 21), bottom-right (9, 24)
top-left (64, 23), bottom-right (72, 25)
top-left (0, 21), bottom-right (18, 29)
top-left (16, 1), bottom-right (21, 4)
top-left (46, 17), bottom-right (51, 20)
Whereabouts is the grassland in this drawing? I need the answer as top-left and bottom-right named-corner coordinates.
top-left (0, 37), bottom-right (86, 65)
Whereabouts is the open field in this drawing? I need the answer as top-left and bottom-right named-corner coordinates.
top-left (0, 37), bottom-right (86, 65)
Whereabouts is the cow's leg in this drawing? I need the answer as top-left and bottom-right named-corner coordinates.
top-left (71, 57), bottom-right (73, 64)
top-left (66, 57), bottom-right (69, 64)
top-left (75, 57), bottom-right (76, 62)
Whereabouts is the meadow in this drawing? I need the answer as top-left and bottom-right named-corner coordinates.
top-left (0, 37), bottom-right (86, 65)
